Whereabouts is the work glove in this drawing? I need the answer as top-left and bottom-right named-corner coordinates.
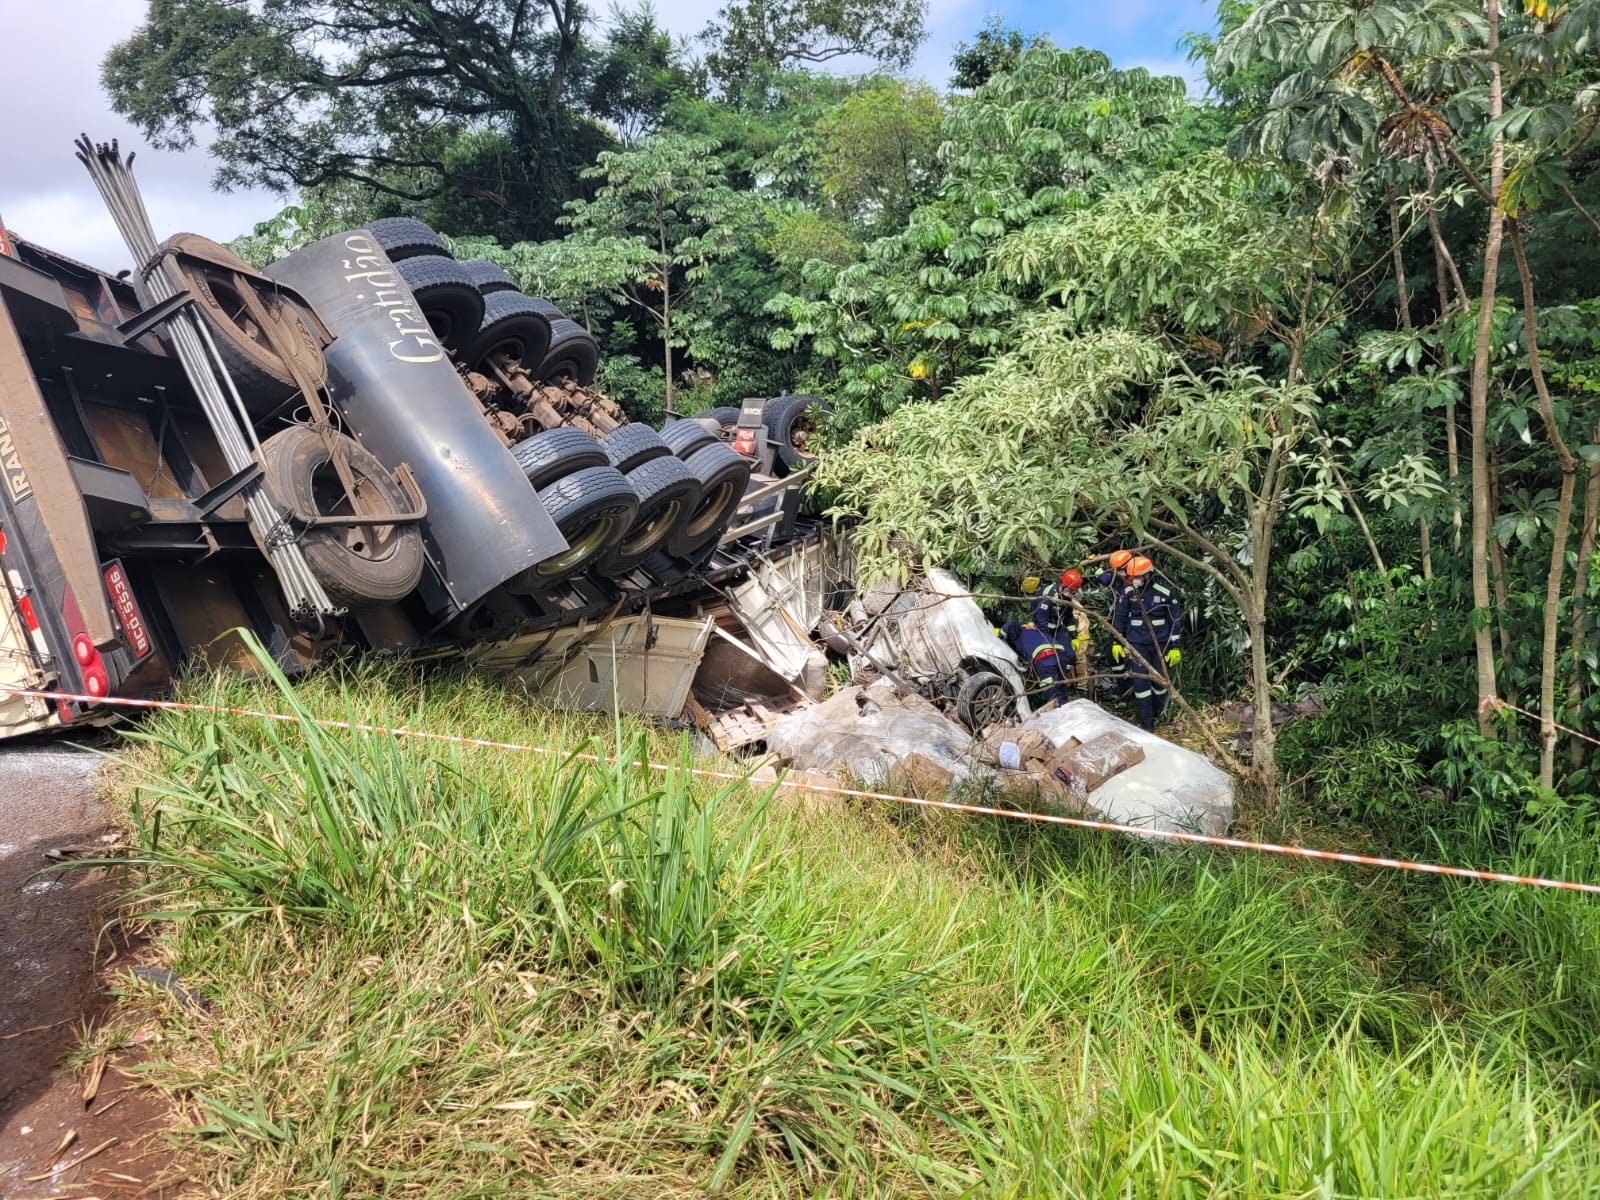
top-left (1110, 643), bottom-right (1125, 664)
top-left (1165, 648), bottom-right (1182, 668)
top-left (1071, 635), bottom-right (1090, 654)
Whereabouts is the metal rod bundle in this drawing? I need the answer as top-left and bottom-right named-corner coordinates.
top-left (74, 135), bottom-right (337, 626)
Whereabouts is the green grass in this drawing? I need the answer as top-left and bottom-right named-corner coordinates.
top-left (97, 643), bottom-right (1600, 1197)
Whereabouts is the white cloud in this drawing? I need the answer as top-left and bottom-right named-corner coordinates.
top-left (0, 0), bottom-right (283, 269)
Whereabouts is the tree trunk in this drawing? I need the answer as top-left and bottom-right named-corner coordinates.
top-left (658, 211), bottom-right (674, 414)
top-left (1424, 154), bottom-right (1466, 549)
top-left (1508, 221), bottom-right (1579, 788)
top-left (1389, 185), bottom-right (1413, 330)
top-left (1420, 516), bottom-right (1434, 580)
top-left (1489, 447), bottom-right (1515, 708)
top-left (1469, 0), bottom-right (1505, 734)
top-left (1249, 591), bottom-right (1277, 796)
top-left (1568, 423), bottom-right (1600, 766)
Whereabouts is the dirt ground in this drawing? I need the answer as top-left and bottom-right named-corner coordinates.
top-left (0, 738), bottom-right (185, 1198)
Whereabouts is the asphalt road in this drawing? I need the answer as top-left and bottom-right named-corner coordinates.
top-left (0, 739), bottom-right (111, 1124)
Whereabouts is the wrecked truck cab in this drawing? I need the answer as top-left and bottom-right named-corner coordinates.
top-left (843, 568), bottom-right (1029, 732)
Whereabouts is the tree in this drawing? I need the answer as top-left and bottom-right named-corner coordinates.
top-left (950, 18), bottom-right (1036, 90)
top-left (812, 80), bottom-right (944, 233)
top-left (561, 134), bottom-right (751, 412)
top-left (700, 0), bottom-right (928, 89)
top-left (770, 45), bottom-right (1192, 432)
top-left (105, 0), bottom-right (605, 243)
top-left (1212, 0), bottom-right (1600, 783)
top-left (583, 5), bottom-right (705, 143)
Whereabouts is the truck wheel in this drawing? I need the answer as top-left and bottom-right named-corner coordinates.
top-left (596, 456), bottom-right (702, 576)
top-left (173, 242), bottom-right (328, 412)
top-left (259, 425), bottom-right (425, 608)
top-left (525, 297), bottom-right (568, 321)
top-left (659, 418), bottom-right (720, 459)
top-left (956, 671), bottom-right (1012, 733)
top-left (600, 423), bottom-right (672, 473)
top-left (763, 394), bottom-right (831, 473)
top-left (535, 318), bottom-right (600, 386)
top-left (396, 255), bottom-right (484, 349)
top-left (365, 217), bottom-right (449, 262)
top-left (670, 443), bottom-right (751, 556)
top-left (460, 292), bottom-right (553, 374)
top-left (511, 427), bottom-right (608, 491)
top-left (529, 466), bottom-right (638, 583)
top-left (459, 259), bottom-right (519, 295)
top-left (693, 406), bottom-right (741, 430)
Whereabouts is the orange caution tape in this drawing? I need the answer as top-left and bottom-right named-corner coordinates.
top-left (12, 685), bottom-right (1600, 897)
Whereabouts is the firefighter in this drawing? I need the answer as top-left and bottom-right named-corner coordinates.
top-left (1109, 555), bottom-right (1183, 731)
top-left (1032, 567), bottom-right (1084, 642)
top-left (1092, 548), bottom-right (1135, 589)
top-left (999, 618), bottom-right (1073, 707)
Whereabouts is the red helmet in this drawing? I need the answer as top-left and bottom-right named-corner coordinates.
top-left (1059, 568), bottom-right (1084, 592)
top-left (1127, 555), bottom-right (1155, 579)
top-left (1108, 549), bottom-right (1134, 570)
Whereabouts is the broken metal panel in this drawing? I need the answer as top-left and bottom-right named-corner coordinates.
top-left (725, 537), bottom-right (831, 684)
top-left (503, 613), bottom-right (713, 718)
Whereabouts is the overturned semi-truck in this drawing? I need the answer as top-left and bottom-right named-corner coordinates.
top-left (0, 139), bottom-right (823, 737)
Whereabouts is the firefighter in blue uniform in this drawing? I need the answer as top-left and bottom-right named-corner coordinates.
top-left (1109, 555), bottom-right (1183, 730)
top-left (999, 618), bottom-right (1073, 706)
top-left (1030, 567), bottom-right (1085, 642)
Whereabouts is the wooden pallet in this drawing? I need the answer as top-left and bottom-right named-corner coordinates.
top-left (696, 697), bottom-right (797, 751)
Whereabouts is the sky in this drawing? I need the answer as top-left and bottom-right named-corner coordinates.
top-left (0, 0), bottom-right (1217, 273)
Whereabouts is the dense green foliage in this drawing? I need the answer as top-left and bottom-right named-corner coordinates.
top-left (108, 660), bottom-right (1600, 1195)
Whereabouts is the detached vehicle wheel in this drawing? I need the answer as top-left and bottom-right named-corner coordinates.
top-left (595, 456), bottom-right (702, 576)
top-left (168, 235), bottom-right (327, 413)
top-left (535, 318), bottom-right (600, 386)
top-left (599, 423), bottom-right (672, 473)
top-left (396, 255), bottom-right (484, 349)
top-left (530, 466), bottom-right (638, 584)
top-left (511, 427), bottom-right (608, 490)
top-left (671, 442), bottom-right (751, 556)
top-left (364, 217), bottom-right (449, 262)
top-left (259, 425), bottom-right (425, 608)
top-left (955, 670), bottom-right (1013, 733)
top-left (460, 292), bottom-right (553, 373)
top-left (459, 259), bottom-right (519, 295)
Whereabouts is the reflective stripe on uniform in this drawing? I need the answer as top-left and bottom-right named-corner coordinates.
top-left (1032, 644), bottom-right (1063, 661)
top-left (1134, 689), bottom-right (1153, 699)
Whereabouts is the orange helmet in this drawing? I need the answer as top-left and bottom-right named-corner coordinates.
top-left (1127, 555), bottom-right (1155, 579)
top-left (1059, 568), bottom-right (1084, 592)
top-left (1108, 549), bottom-right (1134, 570)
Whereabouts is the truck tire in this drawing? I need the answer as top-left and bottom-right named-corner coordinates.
top-left (460, 291), bottom-right (553, 373)
top-left (395, 255), bottom-right (484, 349)
top-left (671, 442), bottom-right (751, 556)
top-left (529, 466), bottom-right (638, 584)
top-left (511, 427), bottom-right (608, 491)
top-left (956, 670), bottom-right (1013, 732)
top-left (762, 394), bottom-right (831, 473)
top-left (460, 259), bottom-right (519, 295)
top-left (595, 456), bottom-right (702, 576)
top-left (365, 217), bottom-right (449, 262)
top-left (173, 243), bottom-right (328, 412)
top-left (600, 423), bottom-right (672, 473)
top-left (525, 297), bottom-right (567, 321)
top-left (535, 318), bottom-right (600, 386)
top-left (693, 406), bottom-right (741, 430)
top-left (659, 418), bottom-right (720, 459)
top-left (258, 425), bottom-right (425, 608)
